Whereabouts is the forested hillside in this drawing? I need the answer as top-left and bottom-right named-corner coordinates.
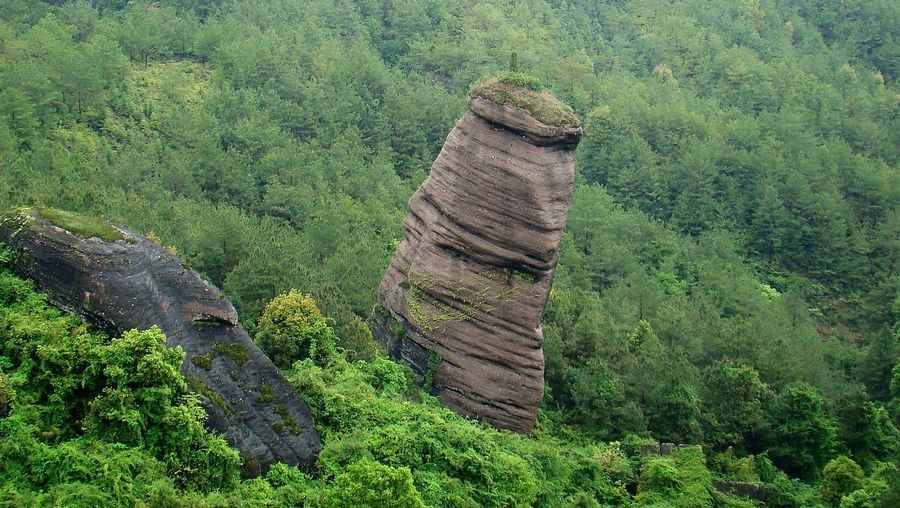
top-left (0, 0), bottom-right (897, 506)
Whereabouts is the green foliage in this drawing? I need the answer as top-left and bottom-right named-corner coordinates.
top-left (256, 383), bottom-right (275, 403)
top-left (0, 244), bottom-right (10, 266)
top-left (498, 71), bottom-right (543, 92)
top-left (839, 461), bottom-right (900, 508)
top-left (0, 268), bottom-right (239, 500)
top-left (634, 447), bottom-right (712, 508)
top-left (701, 361), bottom-right (772, 451)
top-left (287, 355), bottom-right (626, 507)
top-left (834, 388), bottom-right (899, 468)
top-left (255, 290), bottom-right (336, 369)
top-left (509, 51), bottom-right (519, 73)
top-left (340, 315), bottom-right (381, 362)
top-left (0, 371), bottom-right (12, 418)
top-left (510, 268), bottom-right (539, 284)
top-left (190, 352), bottom-right (213, 370)
top-left (273, 405), bottom-right (302, 435)
top-left (314, 459), bottom-right (425, 508)
top-left (891, 363), bottom-right (900, 424)
top-left (765, 383), bottom-right (838, 481)
top-left (422, 350), bottom-right (441, 392)
top-left (707, 448), bottom-right (760, 483)
top-left (820, 456), bottom-right (865, 507)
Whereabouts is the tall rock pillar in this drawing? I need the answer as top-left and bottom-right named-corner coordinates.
top-left (372, 80), bottom-right (582, 433)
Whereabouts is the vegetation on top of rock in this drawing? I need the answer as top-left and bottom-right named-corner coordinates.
top-left (469, 77), bottom-right (581, 127)
top-left (31, 207), bottom-right (128, 243)
top-left (498, 71), bottom-right (543, 92)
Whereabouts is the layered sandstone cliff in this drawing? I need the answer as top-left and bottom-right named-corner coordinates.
top-left (372, 80), bottom-right (582, 434)
top-left (0, 208), bottom-right (322, 475)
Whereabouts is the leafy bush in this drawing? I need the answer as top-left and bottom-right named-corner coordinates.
top-left (314, 459), bottom-right (425, 507)
top-left (634, 446), bottom-right (712, 508)
top-left (288, 355), bottom-right (627, 507)
top-left (820, 456), bottom-right (864, 507)
top-left (764, 383), bottom-right (838, 480)
top-left (839, 461), bottom-right (900, 508)
top-left (255, 290), bottom-right (337, 368)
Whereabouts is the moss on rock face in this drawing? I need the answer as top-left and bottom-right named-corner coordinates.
top-left (213, 342), bottom-right (249, 365)
top-left (274, 405), bottom-right (302, 434)
top-left (257, 383), bottom-right (275, 404)
top-left (33, 207), bottom-right (128, 243)
top-left (191, 352), bottom-right (215, 371)
top-left (186, 376), bottom-right (234, 416)
top-left (469, 76), bottom-right (581, 127)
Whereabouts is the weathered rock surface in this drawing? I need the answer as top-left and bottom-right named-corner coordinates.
top-left (372, 86), bottom-right (582, 434)
top-left (0, 209), bottom-right (322, 475)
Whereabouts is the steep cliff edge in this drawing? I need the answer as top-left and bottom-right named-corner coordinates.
top-left (0, 208), bottom-right (322, 475)
top-left (372, 80), bottom-right (582, 434)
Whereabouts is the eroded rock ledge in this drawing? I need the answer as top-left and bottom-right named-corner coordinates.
top-left (372, 84), bottom-right (582, 434)
top-left (0, 208), bottom-right (322, 475)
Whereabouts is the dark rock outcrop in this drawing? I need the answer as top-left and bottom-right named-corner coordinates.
top-left (712, 481), bottom-right (772, 502)
top-left (0, 209), bottom-right (322, 475)
top-left (371, 83), bottom-right (582, 434)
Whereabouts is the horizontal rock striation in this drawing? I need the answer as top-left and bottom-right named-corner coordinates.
top-left (0, 209), bottom-right (322, 475)
top-left (372, 85), bottom-right (582, 434)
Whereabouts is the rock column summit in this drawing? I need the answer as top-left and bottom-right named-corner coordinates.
top-left (372, 79), bottom-right (582, 434)
top-left (0, 208), bottom-right (322, 475)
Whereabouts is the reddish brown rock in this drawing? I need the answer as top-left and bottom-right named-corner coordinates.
top-left (372, 84), bottom-right (581, 434)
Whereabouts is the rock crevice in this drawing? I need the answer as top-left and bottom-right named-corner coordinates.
top-left (373, 84), bottom-right (582, 434)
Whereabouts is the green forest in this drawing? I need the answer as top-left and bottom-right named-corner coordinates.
top-left (0, 0), bottom-right (898, 506)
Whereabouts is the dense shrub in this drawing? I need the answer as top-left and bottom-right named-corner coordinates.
top-left (820, 456), bottom-right (864, 507)
top-left (255, 290), bottom-right (336, 368)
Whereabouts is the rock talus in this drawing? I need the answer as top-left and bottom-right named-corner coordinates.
top-left (0, 210), bottom-right (322, 475)
top-left (372, 87), bottom-right (582, 433)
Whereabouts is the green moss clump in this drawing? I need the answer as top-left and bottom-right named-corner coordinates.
top-left (405, 269), bottom-right (496, 334)
top-left (34, 207), bottom-right (129, 243)
top-left (510, 268), bottom-right (538, 284)
top-left (213, 342), bottom-right (248, 365)
top-left (190, 353), bottom-right (215, 371)
top-left (186, 376), bottom-right (234, 416)
top-left (470, 76), bottom-right (581, 127)
top-left (273, 405), bottom-right (302, 434)
top-left (257, 384), bottom-right (275, 404)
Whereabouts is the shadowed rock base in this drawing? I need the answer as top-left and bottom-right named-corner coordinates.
top-left (373, 90), bottom-right (582, 434)
top-left (0, 209), bottom-right (322, 475)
